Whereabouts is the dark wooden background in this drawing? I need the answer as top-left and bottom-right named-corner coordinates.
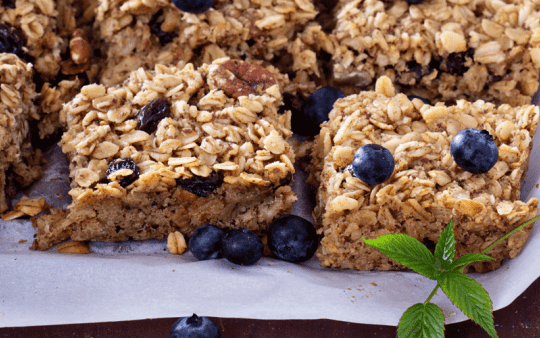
top-left (2, 275), bottom-right (539, 338)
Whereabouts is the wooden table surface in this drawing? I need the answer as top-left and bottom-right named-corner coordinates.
top-left (2, 275), bottom-right (539, 338)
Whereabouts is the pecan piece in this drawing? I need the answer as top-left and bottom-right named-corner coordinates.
top-left (213, 59), bottom-right (277, 98)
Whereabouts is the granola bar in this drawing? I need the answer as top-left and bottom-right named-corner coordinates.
top-left (330, 0), bottom-right (540, 106)
top-left (31, 58), bottom-right (297, 250)
top-left (0, 53), bottom-right (42, 213)
top-left (312, 76), bottom-right (539, 273)
top-left (92, 0), bottom-right (329, 99)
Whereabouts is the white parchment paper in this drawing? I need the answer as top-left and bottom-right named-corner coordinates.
top-left (1, 128), bottom-right (540, 328)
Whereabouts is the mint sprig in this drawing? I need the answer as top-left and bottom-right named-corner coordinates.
top-left (363, 214), bottom-right (540, 338)
top-left (397, 302), bottom-right (445, 338)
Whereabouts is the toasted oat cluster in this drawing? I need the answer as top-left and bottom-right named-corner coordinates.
top-left (330, 0), bottom-right (540, 106)
top-left (312, 77), bottom-right (540, 273)
top-left (31, 58), bottom-right (297, 250)
top-left (93, 0), bottom-right (331, 99)
top-left (0, 53), bottom-right (42, 213)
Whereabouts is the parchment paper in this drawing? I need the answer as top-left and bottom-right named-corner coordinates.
top-left (1, 126), bottom-right (540, 328)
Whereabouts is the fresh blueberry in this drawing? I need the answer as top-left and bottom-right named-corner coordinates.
top-left (267, 215), bottom-right (319, 263)
top-left (189, 224), bottom-right (224, 260)
top-left (405, 0), bottom-right (423, 3)
top-left (172, 0), bottom-right (213, 13)
top-left (450, 128), bottom-right (499, 174)
top-left (352, 144), bottom-right (394, 185)
top-left (170, 314), bottom-right (221, 338)
top-left (294, 87), bottom-right (345, 136)
top-left (407, 95), bottom-right (430, 105)
top-left (221, 228), bottom-right (263, 266)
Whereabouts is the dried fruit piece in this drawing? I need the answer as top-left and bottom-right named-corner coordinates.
top-left (135, 98), bottom-right (171, 134)
top-left (176, 171), bottom-right (223, 197)
top-left (0, 22), bottom-right (26, 56)
top-left (106, 158), bottom-right (140, 188)
top-left (212, 59), bottom-right (277, 98)
top-left (149, 10), bottom-right (178, 46)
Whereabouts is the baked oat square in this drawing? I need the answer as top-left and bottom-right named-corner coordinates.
top-left (31, 58), bottom-right (297, 250)
top-left (330, 0), bottom-right (540, 106)
top-left (0, 53), bottom-right (42, 213)
top-left (93, 0), bottom-right (337, 104)
top-left (312, 76), bottom-right (539, 273)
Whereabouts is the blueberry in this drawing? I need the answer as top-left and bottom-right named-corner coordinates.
top-left (135, 98), bottom-right (171, 134)
top-left (407, 95), bottom-right (430, 105)
top-left (294, 87), bottom-right (345, 136)
top-left (405, 0), bottom-right (423, 4)
top-left (221, 228), bottom-right (263, 266)
top-left (172, 0), bottom-right (213, 13)
top-left (352, 144), bottom-right (394, 185)
top-left (189, 224), bottom-right (224, 260)
top-left (170, 314), bottom-right (221, 338)
top-left (450, 128), bottom-right (499, 174)
top-left (176, 171), bottom-right (223, 197)
top-left (267, 215), bottom-right (319, 263)
top-left (106, 158), bottom-right (139, 187)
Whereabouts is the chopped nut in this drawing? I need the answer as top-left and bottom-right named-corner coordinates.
top-left (56, 241), bottom-right (91, 254)
top-left (167, 231), bottom-right (187, 255)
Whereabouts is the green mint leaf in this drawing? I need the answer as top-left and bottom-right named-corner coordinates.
top-left (434, 220), bottom-right (455, 270)
top-left (397, 302), bottom-right (445, 338)
top-left (437, 270), bottom-right (498, 338)
top-left (363, 235), bottom-right (439, 280)
top-left (450, 253), bottom-right (495, 271)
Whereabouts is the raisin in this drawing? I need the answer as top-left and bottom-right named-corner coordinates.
top-left (135, 98), bottom-right (171, 134)
top-left (0, 22), bottom-right (26, 56)
top-left (2, 0), bottom-right (16, 9)
top-left (176, 171), bottom-right (223, 197)
top-left (106, 158), bottom-right (140, 188)
top-left (441, 48), bottom-right (475, 76)
top-left (149, 10), bottom-right (178, 46)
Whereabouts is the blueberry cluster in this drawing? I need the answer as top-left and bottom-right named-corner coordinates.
top-left (189, 215), bottom-right (319, 265)
top-left (189, 225), bottom-right (263, 265)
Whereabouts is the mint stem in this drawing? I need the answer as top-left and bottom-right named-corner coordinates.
top-left (424, 284), bottom-right (440, 304)
top-left (480, 215), bottom-right (540, 255)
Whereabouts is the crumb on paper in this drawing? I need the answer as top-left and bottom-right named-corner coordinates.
top-left (371, 282), bottom-right (377, 286)
top-left (56, 241), bottom-right (91, 254)
top-left (2, 197), bottom-right (50, 221)
top-left (167, 231), bottom-right (187, 255)
top-left (18, 239), bottom-right (27, 244)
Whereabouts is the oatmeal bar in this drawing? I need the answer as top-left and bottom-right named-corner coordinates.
top-left (330, 0), bottom-right (540, 106)
top-left (93, 0), bottom-right (330, 99)
top-left (2, 0), bottom-right (98, 140)
top-left (0, 53), bottom-right (42, 213)
top-left (312, 76), bottom-right (539, 273)
top-left (31, 58), bottom-right (297, 250)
